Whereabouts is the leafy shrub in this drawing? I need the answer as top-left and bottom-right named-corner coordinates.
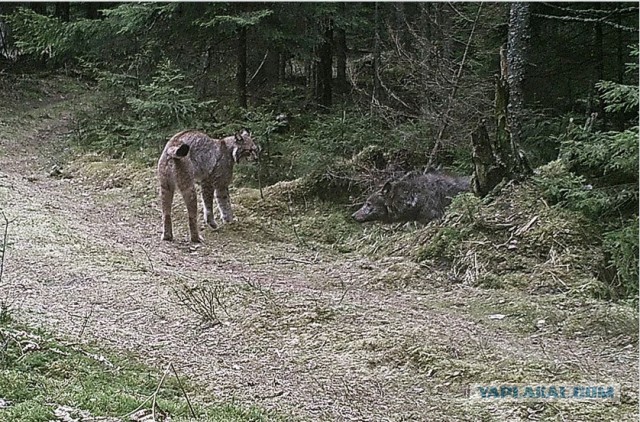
top-left (76, 61), bottom-right (218, 158)
top-left (520, 112), bottom-right (574, 167)
top-left (532, 47), bottom-right (639, 300)
top-left (596, 45), bottom-right (639, 115)
top-left (4, 8), bottom-right (67, 64)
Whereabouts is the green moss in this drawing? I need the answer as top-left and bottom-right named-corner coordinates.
top-left (0, 322), bottom-right (281, 422)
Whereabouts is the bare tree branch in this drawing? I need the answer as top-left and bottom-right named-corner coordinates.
top-left (541, 3), bottom-right (639, 17)
top-left (247, 49), bottom-right (269, 86)
top-left (427, 4), bottom-right (483, 168)
top-left (532, 13), bottom-right (637, 32)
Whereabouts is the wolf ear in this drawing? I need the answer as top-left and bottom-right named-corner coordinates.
top-left (235, 132), bottom-right (244, 143)
top-left (381, 181), bottom-right (394, 196)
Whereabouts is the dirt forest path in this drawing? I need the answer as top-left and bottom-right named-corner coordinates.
top-left (0, 85), bottom-right (637, 421)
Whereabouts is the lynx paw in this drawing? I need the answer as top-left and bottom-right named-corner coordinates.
top-left (161, 233), bottom-right (173, 241)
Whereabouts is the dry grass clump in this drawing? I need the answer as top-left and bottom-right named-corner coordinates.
top-left (257, 144), bottom-right (416, 205)
top-left (172, 280), bottom-right (230, 327)
top-left (345, 178), bottom-right (607, 296)
top-left (65, 153), bottom-right (154, 193)
top-left (235, 180), bottom-right (362, 249)
top-left (406, 180), bottom-right (606, 295)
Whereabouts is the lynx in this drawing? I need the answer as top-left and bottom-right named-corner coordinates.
top-left (157, 129), bottom-right (259, 242)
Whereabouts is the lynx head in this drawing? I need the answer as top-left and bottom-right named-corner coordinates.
top-left (232, 129), bottom-right (259, 163)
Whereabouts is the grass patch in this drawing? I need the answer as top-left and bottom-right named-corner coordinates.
top-left (0, 320), bottom-right (280, 422)
top-left (460, 291), bottom-right (639, 343)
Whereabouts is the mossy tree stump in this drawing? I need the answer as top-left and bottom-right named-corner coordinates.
top-left (472, 4), bottom-right (532, 197)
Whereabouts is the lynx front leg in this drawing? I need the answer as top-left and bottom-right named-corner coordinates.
top-left (179, 185), bottom-right (201, 243)
top-left (201, 181), bottom-right (218, 229)
top-left (215, 187), bottom-right (233, 223)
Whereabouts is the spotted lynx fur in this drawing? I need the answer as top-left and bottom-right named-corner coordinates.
top-left (157, 129), bottom-right (259, 242)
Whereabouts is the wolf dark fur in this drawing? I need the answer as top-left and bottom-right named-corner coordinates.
top-left (352, 171), bottom-right (471, 224)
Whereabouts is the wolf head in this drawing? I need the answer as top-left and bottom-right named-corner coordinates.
top-left (352, 190), bottom-right (390, 223)
top-left (232, 129), bottom-right (260, 163)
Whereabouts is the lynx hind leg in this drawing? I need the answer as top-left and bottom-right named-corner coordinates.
top-left (160, 183), bottom-right (175, 241)
top-left (215, 187), bottom-right (233, 223)
top-left (201, 181), bottom-right (218, 229)
top-left (177, 182), bottom-right (201, 243)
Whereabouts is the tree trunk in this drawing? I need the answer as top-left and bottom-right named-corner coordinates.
top-left (371, 2), bottom-right (381, 108)
top-left (471, 121), bottom-right (508, 197)
top-left (593, 3), bottom-right (607, 128)
top-left (335, 4), bottom-right (347, 95)
top-left (85, 3), bottom-right (99, 19)
top-left (394, 3), bottom-right (409, 50)
top-left (55, 3), bottom-right (70, 22)
top-left (30, 2), bottom-right (46, 15)
top-left (505, 2), bottom-right (531, 176)
top-left (199, 44), bottom-right (214, 98)
top-left (506, 2), bottom-right (529, 158)
top-left (278, 51), bottom-right (287, 83)
top-left (472, 3), bottom-right (532, 197)
top-left (236, 25), bottom-right (247, 108)
top-left (316, 17), bottom-right (333, 109)
top-left (419, 3), bottom-right (432, 43)
top-left (496, 45), bottom-right (510, 160)
top-left (472, 48), bottom-right (511, 197)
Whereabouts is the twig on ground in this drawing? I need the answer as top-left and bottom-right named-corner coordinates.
top-left (140, 244), bottom-right (155, 273)
top-left (240, 275), bottom-right (278, 308)
top-left (0, 212), bottom-right (10, 284)
top-left (151, 363), bottom-right (169, 421)
top-left (170, 362), bottom-right (197, 419)
top-left (126, 363), bottom-right (170, 421)
top-left (78, 305), bottom-right (94, 339)
top-left (337, 276), bottom-right (353, 306)
top-left (272, 256), bottom-right (315, 265)
top-left (286, 192), bottom-right (310, 249)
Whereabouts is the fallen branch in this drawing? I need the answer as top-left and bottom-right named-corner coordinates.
top-left (0, 212), bottom-right (9, 284)
top-left (126, 364), bottom-right (171, 421)
top-left (170, 363), bottom-right (197, 419)
top-left (272, 256), bottom-right (316, 265)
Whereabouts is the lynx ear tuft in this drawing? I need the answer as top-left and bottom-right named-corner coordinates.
top-left (176, 144), bottom-right (190, 157)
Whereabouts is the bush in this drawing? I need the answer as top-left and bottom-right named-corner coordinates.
top-left (602, 218), bottom-right (639, 300)
top-left (76, 61), bottom-right (218, 158)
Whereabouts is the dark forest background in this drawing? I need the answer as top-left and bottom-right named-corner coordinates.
top-left (0, 2), bottom-right (638, 299)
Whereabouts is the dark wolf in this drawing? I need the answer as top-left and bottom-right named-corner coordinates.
top-left (352, 171), bottom-right (471, 224)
